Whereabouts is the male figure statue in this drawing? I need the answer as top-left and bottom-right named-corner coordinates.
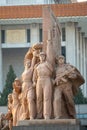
top-left (33, 52), bottom-right (53, 119)
top-left (53, 55), bottom-right (84, 119)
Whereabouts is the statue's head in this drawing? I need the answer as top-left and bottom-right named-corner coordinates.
top-left (32, 43), bottom-right (43, 58)
top-left (56, 55), bottom-right (65, 64)
top-left (13, 77), bottom-right (21, 94)
top-left (39, 52), bottom-right (46, 62)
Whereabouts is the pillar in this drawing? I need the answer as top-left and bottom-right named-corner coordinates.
top-left (0, 25), bottom-right (3, 92)
top-left (30, 23), bottom-right (39, 46)
top-left (66, 22), bottom-right (76, 66)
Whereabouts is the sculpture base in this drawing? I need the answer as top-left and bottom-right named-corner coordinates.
top-left (12, 119), bottom-right (85, 130)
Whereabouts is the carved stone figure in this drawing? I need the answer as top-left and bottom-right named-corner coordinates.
top-left (24, 43), bottom-right (42, 63)
top-left (21, 59), bottom-right (36, 120)
top-left (33, 52), bottom-right (54, 119)
top-left (5, 94), bottom-right (13, 130)
top-left (21, 44), bottom-right (42, 120)
top-left (53, 55), bottom-right (85, 119)
top-left (0, 113), bottom-right (9, 130)
top-left (12, 78), bottom-right (22, 126)
top-left (21, 43), bottom-right (43, 120)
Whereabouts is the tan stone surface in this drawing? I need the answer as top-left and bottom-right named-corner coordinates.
top-left (18, 119), bottom-right (80, 126)
top-left (21, 58), bottom-right (36, 120)
top-left (53, 55), bottom-right (85, 119)
top-left (0, 113), bottom-right (9, 130)
top-left (43, 6), bottom-right (61, 57)
top-left (33, 52), bottom-right (53, 119)
top-left (12, 78), bottom-right (22, 126)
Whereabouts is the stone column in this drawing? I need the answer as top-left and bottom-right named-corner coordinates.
top-left (0, 25), bottom-right (3, 92)
top-left (81, 33), bottom-right (85, 76)
top-left (83, 36), bottom-right (87, 97)
top-left (79, 32), bottom-right (83, 74)
top-left (84, 38), bottom-right (87, 97)
top-left (75, 25), bottom-right (80, 70)
top-left (76, 27), bottom-right (81, 70)
top-left (65, 22), bottom-right (76, 66)
top-left (30, 23), bottom-right (39, 46)
top-left (78, 31), bottom-right (86, 96)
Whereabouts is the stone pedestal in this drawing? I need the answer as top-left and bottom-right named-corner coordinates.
top-left (12, 119), bottom-right (83, 130)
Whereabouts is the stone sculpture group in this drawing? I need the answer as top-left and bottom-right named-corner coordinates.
top-left (0, 7), bottom-right (85, 130)
top-left (5, 38), bottom-right (84, 130)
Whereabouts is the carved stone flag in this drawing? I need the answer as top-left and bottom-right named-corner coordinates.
top-left (42, 6), bottom-right (61, 58)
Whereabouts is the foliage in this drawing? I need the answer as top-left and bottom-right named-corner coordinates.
top-left (0, 65), bottom-right (16, 106)
top-left (74, 88), bottom-right (87, 104)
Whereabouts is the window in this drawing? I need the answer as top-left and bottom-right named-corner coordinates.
top-left (27, 29), bottom-right (30, 43)
top-left (61, 46), bottom-right (66, 59)
top-left (1, 30), bottom-right (5, 43)
top-left (62, 28), bottom-right (66, 41)
top-left (39, 28), bottom-right (42, 42)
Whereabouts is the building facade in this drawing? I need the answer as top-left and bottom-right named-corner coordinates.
top-left (0, 1), bottom-right (87, 97)
top-left (0, 0), bottom-right (75, 6)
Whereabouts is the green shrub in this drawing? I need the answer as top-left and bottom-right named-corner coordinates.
top-left (74, 88), bottom-right (87, 104)
top-left (0, 65), bottom-right (16, 106)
